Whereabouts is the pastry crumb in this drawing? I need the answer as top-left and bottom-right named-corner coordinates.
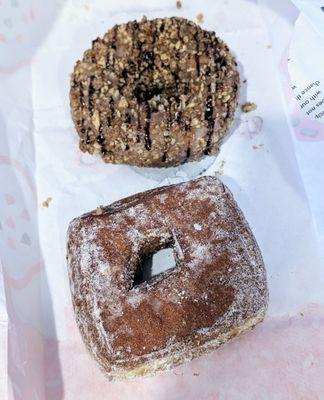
top-left (173, 371), bottom-right (184, 376)
top-left (242, 79), bottom-right (247, 83)
top-left (95, 206), bottom-right (103, 215)
top-left (241, 102), bottom-right (257, 113)
top-left (215, 160), bottom-right (226, 175)
top-left (267, 44), bottom-right (272, 48)
top-left (196, 13), bottom-right (204, 23)
top-left (252, 144), bottom-right (264, 150)
top-left (176, 0), bottom-right (182, 8)
top-left (42, 197), bottom-right (52, 208)
top-left (193, 372), bottom-right (200, 376)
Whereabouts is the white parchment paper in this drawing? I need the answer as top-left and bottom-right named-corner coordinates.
top-left (1, 0), bottom-right (324, 399)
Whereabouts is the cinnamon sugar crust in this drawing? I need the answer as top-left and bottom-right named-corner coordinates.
top-left (70, 17), bottom-right (240, 167)
top-left (67, 177), bottom-right (268, 379)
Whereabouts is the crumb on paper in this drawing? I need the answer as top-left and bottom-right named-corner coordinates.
top-left (95, 206), bottom-right (103, 215)
top-left (242, 79), bottom-right (247, 84)
top-left (214, 160), bottom-right (226, 176)
top-left (42, 197), bottom-right (52, 208)
top-left (267, 44), bottom-right (272, 48)
top-left (196, 13), bottom-right (204, 23)
top-left (252, 144), bottom-right (264, 150)
top-left (241, 102), bottom-right (257, 113)
top-left (173, 371), bottom-right (184, 376)
top-left (193, 372), bottom-right (200, 376)
top-left (176, 0), bottom-right (182, 9)
top-left (300, 312), bottom-right (304, 317)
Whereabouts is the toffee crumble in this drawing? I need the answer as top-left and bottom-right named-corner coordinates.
top-left (70, 17), bottom-right (240, 167)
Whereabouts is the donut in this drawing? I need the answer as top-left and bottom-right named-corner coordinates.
top-left (70, 17), bottom-right (240, 167)
top-left (67, 177), bottom-right (268, 380)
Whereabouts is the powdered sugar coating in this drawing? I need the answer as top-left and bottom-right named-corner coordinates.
top-left (67, 176), bottom-right (268, 379)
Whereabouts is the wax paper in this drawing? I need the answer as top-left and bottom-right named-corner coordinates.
top-left (1, 0), bottom-right (324, 399)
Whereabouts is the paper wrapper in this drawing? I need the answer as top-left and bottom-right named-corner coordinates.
top-left (1, 0), bottom-right (324, 399)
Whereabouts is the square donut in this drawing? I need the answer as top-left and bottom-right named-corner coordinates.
top-left (67, 176), bottom-right (268, 380)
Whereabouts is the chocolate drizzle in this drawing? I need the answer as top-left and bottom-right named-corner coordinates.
top-left (106, 25), bottom-right (117, 69)
top-left (159, 21), bottom-right (165, 32)
top-left (133, 21), bottom-right (142, 132)
top-left (175, 110), bottom-right (182, 124)
top-left (144, 101), bottom-right (152, 150)
top-left (88, 76), bottom-right (95, 111)
top-left (97, 133), bottom-right (105, 144)
top-left (111, 25), bottom-right (117, 50)
top-left (109, 97), bottom-right (115, 124)
top-left (124, 112), bottom-right (131, 125)
top-left (203, 44), bottom-right (215, 154)
top-left (204, 93), bottom-right (215, 154)
top-left (135, 21), bottom-right (142, 144)
top-left (78, 82), bottom-right (85, 107)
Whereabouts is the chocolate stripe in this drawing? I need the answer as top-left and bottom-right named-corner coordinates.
top-left (144, 101), bottom-right (152, 150)
top-left (203, 36), bottom-right (216, 154)
top-left (78, 81), bottom-right (85, 107)
top-left (88, 75), bottom-right (95, 111)
top-left (109, 97), bottom-right (115, 125)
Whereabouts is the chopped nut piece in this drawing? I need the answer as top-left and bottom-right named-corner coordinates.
top-left (191, 118), bottom-right (200, 127)
top-left (118, 97), bottom-right (128, 108)
top-left (92, 110), bottom-right (100, 129)
top-left (214, 160), bottom-right (226, 176)
top-left (241, 102), bottom-right (257, 113)
top-left (42, 197), bottom-right (52, 208)
top-left (97, 57), bottom-right (106, 68)
top-left (196, 13), bottom-right (204, 23)
top-left (176, 0), bottom-right (182, 9)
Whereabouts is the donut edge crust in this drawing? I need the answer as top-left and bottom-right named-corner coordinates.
top-left (100, 308), bottom-right (267, 380)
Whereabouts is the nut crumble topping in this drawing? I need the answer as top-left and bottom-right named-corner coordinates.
top-left (70, 17), bottom-right (240, 167)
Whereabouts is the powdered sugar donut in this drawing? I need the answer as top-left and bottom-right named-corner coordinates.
top-left (67, 177), bottom-right (268, 380)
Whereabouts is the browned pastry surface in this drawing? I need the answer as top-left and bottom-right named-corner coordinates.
top-left (67, 177), bottom-right (268, 379)
top-left (70, 17), bottom-right (240, 167)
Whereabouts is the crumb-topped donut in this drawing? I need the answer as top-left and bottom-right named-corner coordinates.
top-left (70, 17), bottom-right (240, 167)
top-left (67, 177), bottom-right (268, 380)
